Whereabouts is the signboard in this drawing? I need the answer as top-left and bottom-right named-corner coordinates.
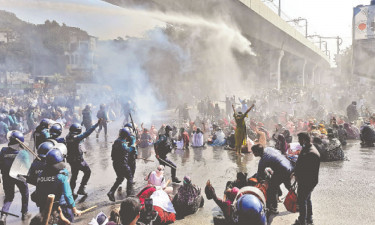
top-left (353, 4), bottom-right (375, 78)
top-left (354, 5), bottom-right (375, 40)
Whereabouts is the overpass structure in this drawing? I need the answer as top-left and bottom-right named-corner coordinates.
top-left (105, 0), bottom-right (331, 89)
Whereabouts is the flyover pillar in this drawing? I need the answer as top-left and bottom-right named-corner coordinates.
top-left (311, 65), bottom-right (318, 85)
top-left (302, 59), bottom-right (307, 87)
top-left (276, 50), bottom-right (284, 91)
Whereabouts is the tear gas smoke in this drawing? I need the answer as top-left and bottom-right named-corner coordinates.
top-left (1, 0), bottom-right (260, 126)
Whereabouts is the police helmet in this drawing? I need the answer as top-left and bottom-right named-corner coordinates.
top-left (124, 123), bottom-right (133, 129)
top-left (234, 194), bottom-right (266, 225)
top-left (40, 118), bottom-right (50, 128)
top-left (9, 109), bottom-right (15, 115)
top-left (54, 143), bottom-right (67, 157)
top-left (8, 130), bottom-right (24, 145)
top-left (69, 123), bottom-right (82, 135)
top-left (50, 123), bottom-right (63, 137)
top-left (165, 125), bottom-right (172, 132)
top-left (46, 149), bottom-right (64, 165)
top-left (119, 128), bottom-right (131, 139)
top-left (37, 141), bottom-right (55, 158)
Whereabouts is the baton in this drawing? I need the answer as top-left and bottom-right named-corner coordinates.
top-left (137, 157), bottom-right (154, 162)
top-left (0, 210), bottom-right (19, 218)
top-left (157, 157), bottom-right (176, 169)
top-left (15, 138), bottom-right (41, 161)
top-left (81, 205), bottom-right (97, 214)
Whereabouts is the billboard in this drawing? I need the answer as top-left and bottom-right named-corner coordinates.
top-left (353, 4), bottom-right (375, 78)
top-left (354, 5), bottom-right (375, 40)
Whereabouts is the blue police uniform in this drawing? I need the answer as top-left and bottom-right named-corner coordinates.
top-left (34, 167), bottom-right (75, 222)
top-left (155, 134), bottom-right (178, 181)
top-left (65, 123), bottom-right (98, 193)
top-left (109, 136), bottom-right (137, 195)
top-left (27, 159), bottom-right (46, 186)
top-left (0, 146), bottom-right (29, 215)
top-left (34, 125), bottom-right (50, 149)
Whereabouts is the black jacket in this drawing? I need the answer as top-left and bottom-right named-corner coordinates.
top-left (295, 143), bottom-right (320, 189)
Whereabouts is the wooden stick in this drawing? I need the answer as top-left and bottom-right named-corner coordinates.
top-left (81, 205), bottom-right (97, 214)
top-left (0, 210), bottom-right (19, 218)
top-left (15, 138), bottom-right (41, 161)
top-left (43, 194), bottom-right (55, 225)
top-left (164, 179), bottom-right (171, 188)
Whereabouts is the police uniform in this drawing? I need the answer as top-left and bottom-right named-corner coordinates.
top-left (27, 159), bottom-right (46, 186)
top-left (81, 107), bottom-right (93, 131)
top-left (33, 125), bottom-right (50, 149)
top-left (34, 166), bottom-right (76, 222)
top-left (155, 133), bottom-right (179, 182)
top-left (65, 123), bottom-right (98, 194)
top-left (109, 136), bottom-right (137, 196)
top-left (0, 146), bottom-right (29, 217)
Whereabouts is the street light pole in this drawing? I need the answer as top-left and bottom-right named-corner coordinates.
top-left (286, 17), bottom-right (308, 37)
top-left (278, 0), bottom-right (281, 16)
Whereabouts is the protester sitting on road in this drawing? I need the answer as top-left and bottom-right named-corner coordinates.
top-left (360, 121), bottom-right (375, 147)
top-left (172, 176), bottom-right (204, 218)
top-left (145, 165), bottom-right (173, 194)
top-left (192, 127), bottom-right (205, 147)
top-left (139, 128), bottom-right (153, 148)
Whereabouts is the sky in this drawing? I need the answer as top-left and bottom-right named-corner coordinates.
top-left (0, 0), bottom-right (371, 55)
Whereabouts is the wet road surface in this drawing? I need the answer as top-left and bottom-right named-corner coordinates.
top-left (2, 122), bottom-right (375, 225)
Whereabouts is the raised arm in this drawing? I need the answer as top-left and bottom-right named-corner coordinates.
top-left (244, 104), bottom-right (255, 116)
top-left (232, 104), bottom-right (236, 115)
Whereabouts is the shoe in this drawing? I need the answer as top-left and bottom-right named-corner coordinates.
top-left (292, 219), bottom-right (306, 225)
top-left (77, 186), bottom-right (88, 195)
top-left (21, 212), bottom-right (31, 221)
top-left (172, 177), bottom-right (181, 183)
top-left (306, 219), bottom-right (314, 225)
top-left (107, 191), bottom-right (115, 202)
top-left (0, 214), bottom-right (7, 225)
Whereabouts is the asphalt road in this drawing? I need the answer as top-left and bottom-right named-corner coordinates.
top-left (1, 122), bottom-right (374, 225)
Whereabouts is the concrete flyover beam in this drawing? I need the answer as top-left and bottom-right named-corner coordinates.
top-left (237, 0), bottom-right (330, 67)
top-left (105, 0), bottom-right (330, 68)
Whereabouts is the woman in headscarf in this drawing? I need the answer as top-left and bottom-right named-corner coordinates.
top-left (172, 176), bottom-right (204, 218)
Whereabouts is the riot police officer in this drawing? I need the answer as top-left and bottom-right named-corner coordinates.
top-left (107, 127), bottom-right (137, 201)
top-left (96, 104), bottom-right (108, 138)
top-left (33, 119), bottom-right (51, 149)
top-left (65, 119), bottom-right (101, 196)
top-left (50, 123), bottom-right (65, 144)
top-left (27, 141), bottom-right (54, 186)
top-left (81, 105), bottom-right (93, 132)
top-left (0, 131), bottom-right (31, 224)
top-left (154, 125), bottom-right (181, 183)
top-left (33, 149), bottom-right (81, 222)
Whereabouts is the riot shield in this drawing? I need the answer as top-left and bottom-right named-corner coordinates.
top-left (9, 149), bottom-right (34, 182)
